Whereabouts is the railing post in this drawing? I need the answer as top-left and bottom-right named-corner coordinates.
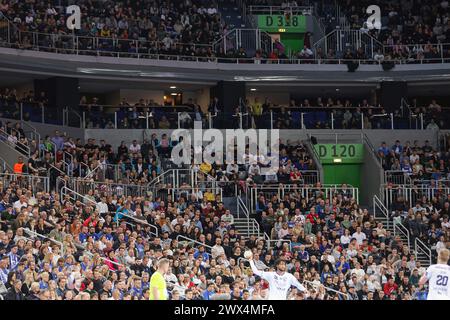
top-left (82, 112), bottom-right (86, 128)
top-left (7, 20), bottom-right (10, 43)
top-left (301, 112), bottom-right (304, 129)
top-left (390, 113), bottom-right (394, 130)
top-left (361, 112), bottom-right (364, 129)
top-left (178, 112), bottom-right (181, 129)
top-left (114, 112), bottom-right (118, 129)
top-left (270, 111), bottom-right (273, 130)
top-left (146, 112), bottom-right (149, 129)
top-left (20, 103), bottom-right (23, 121)
top-left (41, 105), bottom-right (45, 123)
top-left (331, 112), bottom-right (334, 129)
top-left (208, 112), bottom-right (212, 129)
top-left (420, 113), bottom-right (424, 130)
top-left (237, 199), bottom-right (240, 219)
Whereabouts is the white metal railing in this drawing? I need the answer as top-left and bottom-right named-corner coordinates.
top-left (0, 127), bottom-right (30, 157)
top-left (247, 5), bottom-right (314, 15)
top-left (237, 196), bottom-right (272, 248)
top-left (313, 29), bottom-right (384, 59)
top-left (76, 242), bottom-right (131, 272)
top-left (0, 155), bottom-right (11, 172)
top-left (237, 195), bottom-right (251, 220)
top-left (384, 170), bottom-right (412, 185)
top-left (212, 28), bottom-right (274, 57)
top-left (1, 11), bottom-right (450, 65)
top-left (20, 120), bottom-right (41, 145)
top-left (82, 163), bottom-right (102, 180)
top-left (148, 169), bottom-right (193, 188)
top-left (1, 28), bottom-right (450, 65)
top-left (415, 237), bottom-right (432, 266)
top-left (381, 185), bottom-right (450, 209)
top-left (0, 173), bottom-right (49, 193)
top-left (303, 279), bottom-right (350, 300)
top-left (250, 184), bottom-right (359, 214)
top-left (116, 212), bottom-right (158, 238)
top-left (176, 235), bottom-right (212, 254)
top-left (5, 102), bottom-right (428, 131)
top-left (373, 194), bottom-right (390, 230)
top-left (23, 228), bottom-right (64, 256)
top-left (60, 186), bottom-right (96, 207)
top-left (72, 178), bottom-right (147, 198)
top-left (168, 187), bottom-right (223, 203)
top-left (393, 219), bottom-right (411, 249)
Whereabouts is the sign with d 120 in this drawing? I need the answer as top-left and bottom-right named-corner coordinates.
top-left (314, 144), bottom-right (364, 164)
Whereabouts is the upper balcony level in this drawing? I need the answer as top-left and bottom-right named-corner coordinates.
top-left (1, 14), bottom-right (450, 85)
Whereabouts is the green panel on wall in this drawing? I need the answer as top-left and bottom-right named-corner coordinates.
top-left (280, 33), bottom-right (304, 55)
top-left (323, 164), bottom-right (361, 189)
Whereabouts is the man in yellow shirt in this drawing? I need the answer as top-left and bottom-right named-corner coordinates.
top-left (251, 98), bottom-right (263, 128)
top-left (251, 97), bottom-right (263, 116)
top-left (149, 258), bottom-right (170, 300)
top-left (199, 161), bottom-right (212, 174)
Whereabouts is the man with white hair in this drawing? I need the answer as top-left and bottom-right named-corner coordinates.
top-left (419, 248), bottom-right (450, 300)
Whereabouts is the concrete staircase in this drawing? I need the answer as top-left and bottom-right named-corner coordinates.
top-left (233, 217), bottom-right (264, 239)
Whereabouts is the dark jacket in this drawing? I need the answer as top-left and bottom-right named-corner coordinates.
top-left (5, 287), bottom-right (25, 300)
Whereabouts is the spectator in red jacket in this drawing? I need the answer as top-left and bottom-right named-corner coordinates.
top-left (383, 277), bottom-right (398, 296)
top-left (306, 207), bottom-right (319, 224)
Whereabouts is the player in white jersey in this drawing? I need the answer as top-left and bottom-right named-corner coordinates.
top-left (248, 253), bottom-right (307, 300)
top-left (419, 248), bottom-right (450, 300)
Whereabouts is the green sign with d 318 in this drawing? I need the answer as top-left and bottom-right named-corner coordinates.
top-left (257, 15), bottom-right (306, 33)
top-left (314, 144), bottom-right (364, 164)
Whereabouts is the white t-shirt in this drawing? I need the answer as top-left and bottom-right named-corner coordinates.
top-left (426, 264), bottom-right (450, 300)
top-left (129, 144), bottom-right (141, 153)
top-left (340, 235), bottom-right (351, 245)
top-left (409, 154), bottom-right (420, 164)
top-left (13, 200), bottom-right (28, 211)
top-left (352, 231), bottom-right (366, 245)
top-left (250, 260), bottom-right (306, 300)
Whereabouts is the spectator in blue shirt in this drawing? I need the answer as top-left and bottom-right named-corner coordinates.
top-left (78, 226), bottom-right (90, 243)
top-left (202, 282), bottom-right (216, 300)
top-left (392, 140), bottom-right (403, 155)
top-left (335, 256), bottom-right (351, 275)
top-left (378, 142), bottom-right (389, 157)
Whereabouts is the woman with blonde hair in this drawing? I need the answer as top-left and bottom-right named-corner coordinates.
top-left (48, 280), bottom-right (60, 300)
top-left (21, 271), bottom-right (35, 296)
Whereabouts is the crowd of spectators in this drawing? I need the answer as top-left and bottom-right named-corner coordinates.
top-left (1, 0), bottom-right (449, 64)
top-left (1, 153), bottom-right (444, 300)
top-left (1, 117), bottom-right (450, 300)
top-left (378, 138), bottom-right (449, 183)
top-left (1, 115), bottom-right (318, 193)
top-left (377, 136), bottom-right (450, 264)
top-left (1, 89), bottom-right (449, 132)
top-left (0, 0), bottom-right (224, 55)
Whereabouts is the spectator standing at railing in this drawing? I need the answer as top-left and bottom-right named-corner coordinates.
top-left (13, 156), bottom-right (26, 175)
top-left (51, 130), bottom-right (65, 151)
